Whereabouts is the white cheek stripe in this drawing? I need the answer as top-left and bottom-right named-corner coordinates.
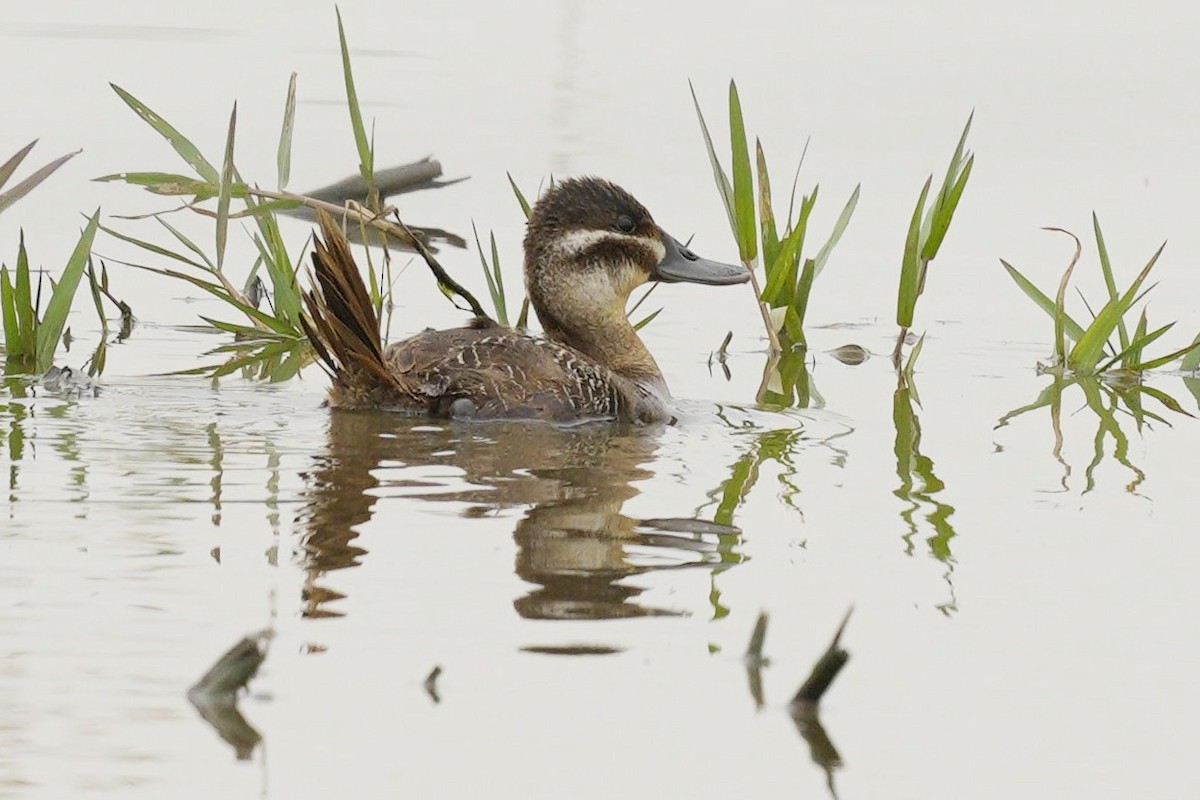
top-left (554, 229), bottom-right (667, 263)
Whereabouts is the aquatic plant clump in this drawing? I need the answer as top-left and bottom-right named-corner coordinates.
top-left (1001, 217), bottom-right (1200, 378)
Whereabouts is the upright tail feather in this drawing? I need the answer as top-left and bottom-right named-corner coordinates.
top-left (301, 210), bottom-right (406, 408)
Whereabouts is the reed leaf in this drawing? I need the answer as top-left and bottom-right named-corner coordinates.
top-left (16, 232), bottom-right (35, 350)
top-left (0, 146), bottom-right (81, 216)
top-left (756, 139), bottom-right (779, 269)
top-left (35, 210), bottom-right (100, 369)
top-left (336, 8), bottom-right (375, 196)
top-left (999, 259), bottom-right (1087, 342)
top-left (1095, 321), bottom-right (1173, 374)
top-left (1093, 213), bottom-right (1129, 353)
top-left (1068, 242), bottom-right (1164, 372)
top-left (1, 267), bottom-right (23, 354)
top-left (920, 155), bottom-right (973, 262)
top-left (277, 72), bottom-right (297, 190)
top-left (158, 217), bottom-right (217, 270)
top-left (632, 307), bottom-right (663, 331)
top-left (811, 183), bottom-right (860, 281)
top-left (0, 141), bottom-right (37, 190)
top-left (904, 332), bottom-right (927, 380)
top-left (728, 81), bottom-right (756, 263)
top-left (99, 223), bottom-right (209, 271)
top-left (897, 177), bottom-right (931, 328)
top-left (1182, 333), bottom-right (1200, 372)
top-left (472, 223), bottom-right (508, 326)
top-left (125, 262), bottom-right (297, 337)
top-left (216, 103), bottom-right (237, 270)
top-left (110, 84), bottom-right (219, 183)
top-left (1127, 338), bottom-right (1200, 372)
top-left (507, 172), bottom-right (532, 220)
top-left (689, 80), bottom-right (736, 239)
top-left (93, 171), bottom-right (220, 200)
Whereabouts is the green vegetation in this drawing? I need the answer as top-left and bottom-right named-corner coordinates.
top-left (1, 214), bottom-right (99, 372)
top-left (1001, 218), bottom-right (1200, 377)
top-left (691, 80), bottom-right (859, 353)
top-left (893, 114), bottom-right (974, 366)
top-left (0, 141), bottom-right (80, 217)
top-left (95, 12), bottom-right (470, 379)
top-left (1, 142), bottom-right (123, 374)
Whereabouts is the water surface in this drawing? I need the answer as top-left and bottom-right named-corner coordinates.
top-left (3, 1), bottom-right (1200, 798)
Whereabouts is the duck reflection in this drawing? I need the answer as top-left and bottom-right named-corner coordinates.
top-left (297, 411), bottom-right (742, 620)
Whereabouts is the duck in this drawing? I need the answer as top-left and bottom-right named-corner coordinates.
top-left (301, 176), bottom-right (749, 424)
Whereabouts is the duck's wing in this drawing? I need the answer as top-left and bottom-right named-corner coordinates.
top-left (385, 328), bottom-right (623, 422)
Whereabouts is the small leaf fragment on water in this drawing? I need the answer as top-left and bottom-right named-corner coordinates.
top-left (830, 344), bottom-right (868, 365)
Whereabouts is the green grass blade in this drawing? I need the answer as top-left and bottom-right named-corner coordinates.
top-left (15, 231), bottom-right (35, 347)
top-left (199, 316), bottom-right (293, 341)
top-left (627, 282), bottom-right (659, 318)
top-left (110, 83), bottom-right (218, 183)
top-left (0, 148), bottom-right (81, 216)
top-left (216, 103), bottom-right (237, 270)
top-left (1096, 321), bottom-right (1172, 374)
top-left (728, 81), bottom-right (756, 263)
top-left (762, 191), bottom-right (813, 307)
top-left (1129, 338), bottom-right (1200, 372)
top-left (897, 177), bottom-right (931, 328)
top-left (489, 230), bottom-right (508, 325)
top-left (99, 223), bottom-right (208, 271)
top-left (158, 217), bottom-right (217, 270)
top-left (1092, 213), bottom-right (1128, 353)
top-left (93, 171), bottom-right (219, 199)
top-left (246, 200), bottom-right (301, 324)
top-left (336, 9), bottom-right (375, 188)
top-left (999, 259), bottom-right (1087, 341)
top-left (1124, 308), bottom-right (1149, 368)
top-left (507, 173), bottom-right (532, 220)
top-left (277, 72), bottom-right (297, 190)
top-left (919, 155), bottom-right (973, 262)
top-left (811, 183), bottom-right (860, 281)
top-left (472, 223), bottom-right (506, 326)
top-left (1048, 228), bottom-right (1082, 366)
top-left (689, 80), bottom-right (736, 239)
top-left (632, 307), bottom-right (662, 331)
top-left (1, 268), bottom-right (24, 355)
top-left (756, 139), bottom-right (779, 269)
top-left (903, 332), bottom-right (927, 380)
top-left (36, 210), bottom-right (99, 368)
top-left (1182, 332), bottom-right (1200, 372)
top-left (0, 140), bottom-right (37, 192)
top-left (126, 262), bottom-right (297, 336)
top-left (789, 257), bottom-right (817, 340)
top-left (1069, 241), bottom-right (1165, 372)
top-left (942, 112), bottom-right (973, 191)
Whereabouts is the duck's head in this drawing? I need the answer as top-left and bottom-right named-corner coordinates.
top-left (523, 177), bottom-right (749, 364)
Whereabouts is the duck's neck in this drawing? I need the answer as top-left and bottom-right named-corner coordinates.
top-left (537, 304), bottom-right (667, 393)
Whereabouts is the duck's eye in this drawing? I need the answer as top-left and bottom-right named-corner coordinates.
top-left (615, 215), bottom-right (636, 234)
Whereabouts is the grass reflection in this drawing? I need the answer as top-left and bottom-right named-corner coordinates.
top-left (996, 373), bottom-right (1193, 493)
top-left (893, 373), bottom-right (958, 614)
top-left (756, 348), bottom-right (824, 409)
